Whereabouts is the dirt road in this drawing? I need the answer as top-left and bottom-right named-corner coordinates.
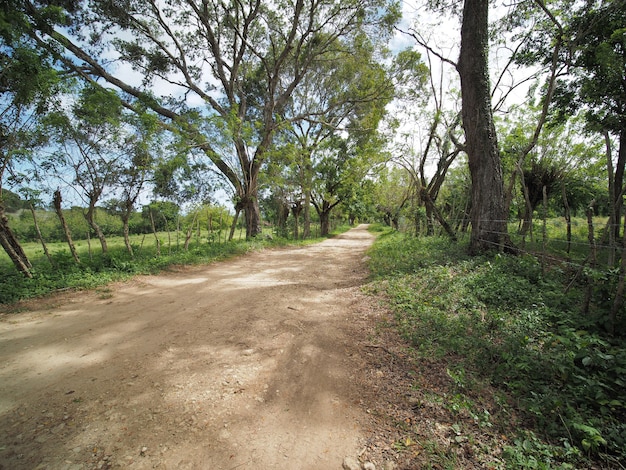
top-left (0, 225), bottom-right (385, 470)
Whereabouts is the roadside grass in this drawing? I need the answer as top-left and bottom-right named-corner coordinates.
top-left (366, 224), bottom-right (626, 469)
top-left (0, 225), bottom-right (352, 306)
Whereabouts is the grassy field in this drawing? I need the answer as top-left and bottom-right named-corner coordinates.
top-left (0, 224), bottom-right (350, 305)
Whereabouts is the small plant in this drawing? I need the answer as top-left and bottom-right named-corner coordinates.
top-left (502, 431), bottom-right (579, 469)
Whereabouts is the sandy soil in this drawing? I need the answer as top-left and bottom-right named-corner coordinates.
top-left (0, 225), bottom-right (394, 470)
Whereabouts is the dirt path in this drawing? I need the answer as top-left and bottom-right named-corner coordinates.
top-left (0, 225), bottom-right (388, 470)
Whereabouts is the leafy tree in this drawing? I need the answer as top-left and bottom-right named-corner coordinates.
top-left (44, 84), bottom-right (125, 254)
top-left (499, 109), bottom-right (604, 238)
top-left (141, 201), bottom-right (180, 233)
top-left (0, 0), bottom-right (60, 276)
top-left (510, 0), bottom-right (625, 238)
top-left (111, 110), bottom-right (163, 256)
top-left (389, 46), bottom-right (461, 239)
top-left (16, 0), bottom-right (400, 238)
top-left (0, 189), bottom-right (28, 212)
top-left (438, 159), bottom-right (472, 233)
top-left (557, 0), bottom-right (626, 239)
top-left (374, 166), bottom-right (414, 230)
top-left (312, 126), bottom-right (387, 235)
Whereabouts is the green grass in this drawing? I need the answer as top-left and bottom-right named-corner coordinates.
top-left (0, 224), bottom-right (352, 306)
top-left (366, 227), bottom-right (626, 468)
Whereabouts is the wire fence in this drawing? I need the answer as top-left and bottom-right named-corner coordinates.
top-left (400, 215), bottom-right (626, 278)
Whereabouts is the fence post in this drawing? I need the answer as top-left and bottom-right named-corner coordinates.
top-left (582, 200), bottom-right (596, 315)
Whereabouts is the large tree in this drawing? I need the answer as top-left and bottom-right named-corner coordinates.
top-left (0, 1), bottom-right (60, 276)
top-left (457, 0), bottom-right (509, 253)
top-left (558, 0), bottom-right (626, 239)
top-left (44, 84), bottom-right (126, 254)
top-left (389, 45), bottom-right (461, 238)
top-left (17, 0), bottom-right (399, 237)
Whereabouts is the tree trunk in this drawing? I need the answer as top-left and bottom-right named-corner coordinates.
top-left (391, 214), bottom-right (399, 231)
top-left (53, 190), bottom-right (80, 264)
top-left (235, 164), bottom-right (263, 238)
top-left (610, 205), bottom-right (626, 335)
top-left (562, 182), bottom-right (571, 256)
top-left (422, 190), bottom-right (457, 241)
top-left (606, 131), bottom-right (616, 265)
top-left (424, 200), bottom-right (435, 236)
top-left (84, 202), bottom-right (108, 254)
top-left (613, 128), bottom-right (626, 241)
top-left (541, 185), bottom-right (548, 276)
top-left (149, 208), bottom-right (161, 256)
top-left (458, 0), bottom-right (510, 254)
top-left (292, 201), bottom-right (303, 240)
top-left (320, 210), bottom-right (331, 236)
top-left (122, 214), bottom-right (133, 257)
top-left (229, 205), bottom-right (241, 241)
top-left (303, 191), bottom-right (311, 239)
top-left (30, 204), bottom-right (54, 266)
top-left (184, 212), bottom-right (199, 250)
top-left (243, 195), bottom-right (262, 238)
top-left (0, 204), bottom-right (32, 278)
top-left (582, 200), bottom-right (596, 316)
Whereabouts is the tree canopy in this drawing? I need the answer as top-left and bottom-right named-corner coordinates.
top-left (11, 0), bottom-right (400, 238)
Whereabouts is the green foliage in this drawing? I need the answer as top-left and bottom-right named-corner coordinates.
top-left (368, 231), bottom-right (469, 277)
top-left (0, 189), bottom-right (29, 212)
top-left (502, 430), bottom-right (580, 469)
top-left (141, 201), bottom-right (180, 231)
top-left (7, 206), bottom-right (125, 242)
top-left (367, 231), bottom-right (626, 466)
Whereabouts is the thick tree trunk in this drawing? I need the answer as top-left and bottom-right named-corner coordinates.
top-left (53, 190), bottom-right (80, 264)
top-left (122, 215), bottom-right (133, 256)
top-left (238, 184), bottom-right (262, 239)
top-left (240, 195), bottom-right (261, 239)
top-left (313, 198), bottom-right (340, 237)
top-left (0, 204), bottom-right (32, 278)
top-left (391, 214), bottom-right (399, 231)
top-left (320, 210), bottom-right (331, 236)
top-left (424, 201), bottom-right (435, 236)
top-left (458, 0), bottom-right (510, 253)
top-left (610, 205), bottom-right (626, 335)
top-left (606, 131), bottom-right (616, 265)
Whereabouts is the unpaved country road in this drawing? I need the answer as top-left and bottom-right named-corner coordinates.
top-left (0, 225), bottom-right (382, 470)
